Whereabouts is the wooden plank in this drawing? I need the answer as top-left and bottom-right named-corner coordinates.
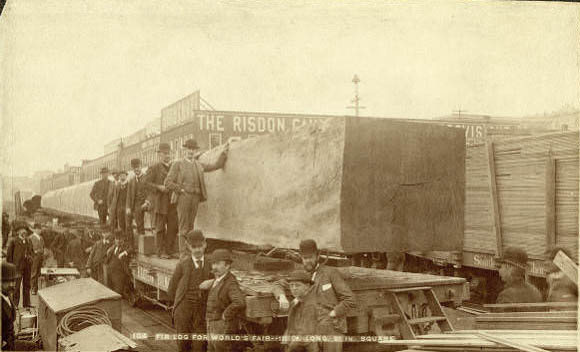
top-left (485, 140), bottom-right (503, 258)
top-left (483, 301), bottom-right (577, 312)
top-left (553, 250), bottom-right (578, 285)
top-left (475, 331), bottom-right (550, 352)
top-left (545, 153), bottom-right (556, 249)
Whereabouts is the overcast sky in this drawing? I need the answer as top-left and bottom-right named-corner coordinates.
top-left (1, 0), bottom-right (579, 177)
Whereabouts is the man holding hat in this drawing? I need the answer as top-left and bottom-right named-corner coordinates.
top-left (282, 270), bottom-right (319, 352)
top-left (164, 138), bottom-right (228, 258)
top-left (90, 167), bottom-right (112, 224)
top-left (144, 142), bottom-right (179, 259)
top-left (5, 221), bottom-right (33, 307)
top-left (167, 230), bottom-right (213, 352)
top-left (28, 223), bottom-right (45, 295)
top-left (127, 158), bottom-right (148, 241)
top-left (204, 248), bottom-right (245, 352)
top-left (274, 239), bottom-right (355, 352)
top-left (496, 246), bottom-right (542, 304)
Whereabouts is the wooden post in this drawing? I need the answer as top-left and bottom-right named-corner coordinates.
top-left (545, 152), bottom-right (556, 250)
top-left (553, 250), bottom-right (578, 286)
top-left (485, 140), bottom-right (503, 258)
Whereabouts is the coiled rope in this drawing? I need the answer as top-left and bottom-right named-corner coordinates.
top-left (56, 306), bottom-right (112, 337)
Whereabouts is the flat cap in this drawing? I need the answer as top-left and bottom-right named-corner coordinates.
top-left (287, 270), bottom-right (312, 284)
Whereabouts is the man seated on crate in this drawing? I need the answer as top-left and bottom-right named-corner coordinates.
top-left (86, 227), bottom-right (113, 287)
top-left (274, 239), bottom-right (356, 352)
top-left (544, 246), bottom-right (578, 306)
top-left (496, 246), bottom-right (542, 304)
top-left (167, 230), bottom-right (213, 352)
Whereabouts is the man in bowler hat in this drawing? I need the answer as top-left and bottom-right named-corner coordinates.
top-left (164, 139), bottom-right (228, 258)
top-left (2, 262), bottom-right (20, 350)
top-left (144, 142), bottom-right (179, 258)
top-left (127, 158), bottom-right (148, 240)
top-left (496, 246), bottom-right (542, 304)
top-left (274, 239), bottom-right (355, 352)
top-left (203, 248), bottom-right (245, 352)
top-left (167, 230), bottom-right (213, 352)
top-left (90, 167), bottom-right (112, 224)
top-left (5, 221), bottom-right (33, 307)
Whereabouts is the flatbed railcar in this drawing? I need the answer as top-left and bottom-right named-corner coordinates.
top-left (131, 248), bottom-right (470, 339)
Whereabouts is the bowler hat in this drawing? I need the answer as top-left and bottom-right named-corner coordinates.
top-left (211, 249), bottom-right (233, 263)
top-left (299, 239), bottom-right (318, 256)
top-left (497, 247), bottom-right (528, 269)
top-left (184, 230), bottom-right (205, 246)
top-left (287, 270), bottom-right (312, 284)
top-left (12, 220), bottom-right (31, 234)
top-left (100, 167), bottom-right (109, 174)
top-left (157, 143), bottom-right (171, 153)
top-left (118, 170), bottom-right (128, 175)
top-left (130, 158), bottom-right (141, 168)
top-left (183, 139), bottom-right (200, 150)
top-left (111, 169), bottom-right (120, 175)
top-left (2, 262), bottom-right (20, 281)
top-left (32, 222), bottom-right (42, 230)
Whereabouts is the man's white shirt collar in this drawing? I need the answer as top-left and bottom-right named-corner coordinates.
top-left (192, 255), bottom-right (204, 269)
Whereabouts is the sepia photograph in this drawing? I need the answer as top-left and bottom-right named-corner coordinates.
top-left (0, 1), bottom-right (578, 351)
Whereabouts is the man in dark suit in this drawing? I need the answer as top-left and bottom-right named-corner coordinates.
top-left (5, 221), bottom-right (33, 308)
top-left (144, 143), bottom-right (178, 259)
top-left (106, 231), bottom-right (132, 298)
top-left (86, 229), bottom-right (113, 286)
top-left (108, 170), bottom-right (121, 230)
top-left (165, 139), bottom-right (228, 258)
top-left (496, 247), bottom-right (542, 304)
top-left (127, 158), bottom-right (148, 242)
top-left (167, 230), bottom-right (213, 352)
top-left (2, 261), bottom-right (19, 351)
top-left (204, 249), bottom-right (245, 352)
top-left (90, 167), bottom-right (112, 224)
top-left (2, 212), bottom-right (10, 249)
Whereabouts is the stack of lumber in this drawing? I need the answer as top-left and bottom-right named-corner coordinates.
top-left (475, 311), bottom-right (577, 330)
top-left (197, 117), bottom-right (465, 253)
top-left (379, 330), bottom-right (579, 351)
top-left (464, 131), bottom-right (579, 260)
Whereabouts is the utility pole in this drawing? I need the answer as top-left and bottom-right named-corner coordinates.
top-left (453, 107), bottom-right (467, 119)
top-left (346, 74), bottom-right (366, 117)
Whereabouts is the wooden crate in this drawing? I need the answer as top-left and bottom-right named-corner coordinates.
top-left (38, 278), bottom-right (122, 352)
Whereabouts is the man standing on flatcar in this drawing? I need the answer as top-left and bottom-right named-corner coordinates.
top-left (144, 143), bottom-right (178, 259)
top-left (164, 139), bottom-right (228, 258)
top-left (127, 158), bottom-right (147, 245)
top-left (90, 167), bottom-right (112, 224)
top-left (108, 170), bottom-right (121, 230)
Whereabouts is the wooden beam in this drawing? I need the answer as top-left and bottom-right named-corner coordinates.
top-left (553, 250), bottom-right (578, 286)
top-left (545, 152), bottom-right (556, 250)
top-left (485, 140), bottom-right (503, 258)
top-left (483, 301), bottom-right (577, 312)
top-left (475, 332), bottom-right (550, 352)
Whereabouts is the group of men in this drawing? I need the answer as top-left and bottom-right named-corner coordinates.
top-left (495, 246), bottom-right (577, 305)
top-left (168, 230), bottom-right (356, 352)
top-left (90, 138), bottom-right (228, 259)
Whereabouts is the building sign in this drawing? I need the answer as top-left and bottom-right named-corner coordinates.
top-left (193, 110), bottom-right (326, 135)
